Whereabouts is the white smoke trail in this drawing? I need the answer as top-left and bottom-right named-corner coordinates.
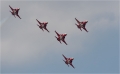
top-left (0, 15), bottom-right (11, 28)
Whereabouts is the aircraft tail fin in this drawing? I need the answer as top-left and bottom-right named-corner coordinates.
top-left (63, 60), bottom-right (65, 63)
top-left (37, 24), bottom-right (39, 27)
top-left (55, 36), bottom-right (58, 39)
top-left (10, 11), bottom-right (16, 18)
top-left (10, 11), bottom-right (13, 15)
top-left (63, 60), bottom-right (69, 67)
top-left (75, 23), bottom-right (78, 26)
top-left (75, 23), bottom-right (79, 28)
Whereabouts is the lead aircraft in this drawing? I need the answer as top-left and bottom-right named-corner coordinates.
top-left (62, 54), bottom-right (75, 68)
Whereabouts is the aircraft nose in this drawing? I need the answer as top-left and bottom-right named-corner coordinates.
top-left (71, 57), bottom-right (74, 60)
top-left (64, 33), bottom-right (67, 36)
top-left (72, 58), bottom-right (74, 60)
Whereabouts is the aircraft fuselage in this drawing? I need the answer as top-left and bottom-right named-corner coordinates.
top-left (59, 35), bottom-right (63, 40)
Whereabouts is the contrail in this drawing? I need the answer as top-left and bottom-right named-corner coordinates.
top-left (0, 15), bottom-right (11, 28)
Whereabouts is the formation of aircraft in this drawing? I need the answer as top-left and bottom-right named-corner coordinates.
top-left (9, 5), bottom-right (21, 19)
top-left (62, 54), bottom-right (75, 68)
top-left (8, 5), bottom-right (90, 69)
top-left (75, 18), bottom-right (88, 32)
top-left (55, 31), bottom-right (67, 45)
top-left (36, 19), bottom-right (49, 32)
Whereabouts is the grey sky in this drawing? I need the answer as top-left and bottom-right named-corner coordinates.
top-left (1, 0), bottom-right (119, 74)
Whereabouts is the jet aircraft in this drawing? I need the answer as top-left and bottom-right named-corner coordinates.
top-left (75, 18), bottom-right (88, 32)
top-left (55, 31), bottom-right (67, 45)
top-left (36, 19), bottom-right (49, 32)
top-left (9, 5), bottom-right (21, 19)
top-left (62, 54), bottom-right (75, 68)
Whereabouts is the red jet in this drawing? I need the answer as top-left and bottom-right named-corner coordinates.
top-left (9, 5), bottom-right (21, 19)
top-left (55, 31), bottom-right (67, 45)
top-left (62, 54), bottom-right (75, 68)
top-left (75, 18), bottom-right (88, 32)
top-left (36, 19), bottom-right (49, 32)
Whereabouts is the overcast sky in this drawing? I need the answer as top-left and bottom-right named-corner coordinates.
top-left (1, 0), bottom-right (119, 74)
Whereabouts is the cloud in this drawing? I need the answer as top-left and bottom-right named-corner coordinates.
top-left (1, 1), bottom-right (119, 73)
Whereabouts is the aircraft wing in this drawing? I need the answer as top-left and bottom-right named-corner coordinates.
top-left (83, 27), bottom-right (88, 32)
top-left (16, 10), bottom-right (19, 15)
top-left (62, 39), bottom-right (67, 45)
top-left (62, 54), bottom-right (67, 60)
top-left (16, 10), bottom-right (21, 19)
top-left (82, 22), bottom-right (87, 27)
top-left (16, 14), bottom-right (21, 19)
top-left (70, 63), bottom-right (75, 69)
top-left (55, 30), bottom-right (60, 36)
top-left (75, 18), bottom-right (80, 24)
top-left (44, 27), bottom-right (49, 32)
top-left (9, 5), bottom-right (14, 11)
top-left (62, 37), bottom-right (67, 45)
top-left (36, 19), bottom-right (41, 25)
top-left (44, 23), bottom-right (47, 28)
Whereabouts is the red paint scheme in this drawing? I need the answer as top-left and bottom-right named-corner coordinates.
top-left (36, 19), bottom-right (49, 32)
top-left (9, 5), bottom-right (21, 19)
top-left (62, 54), bottom-right (75, 68)
top-left (55, 31), bottom-right (67, 45)
top-left (75, 18), bottom-right (88, 32)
